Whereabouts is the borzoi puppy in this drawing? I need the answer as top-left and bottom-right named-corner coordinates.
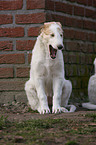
top-left (25, 22), bottom-right (76, 114)
top-left (82, 58), bottom-right (96, 109)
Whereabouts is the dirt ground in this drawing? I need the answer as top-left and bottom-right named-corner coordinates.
top-left (0, 101), bottom-right (93, 121)
top-left (0, 102), bottom-right (96, 145)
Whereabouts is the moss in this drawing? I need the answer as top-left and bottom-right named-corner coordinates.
top-left (65, 140), bottom-right (79, 145)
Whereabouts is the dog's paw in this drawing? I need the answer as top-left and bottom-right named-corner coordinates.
top-left (61, 107), bottom-right (69, 113)
top-left (39, 107), bottom-right (50, 114)
top-left (52, 106), bottom-right (69, 113)
top-left (52, 106), bottom-right (62, 114)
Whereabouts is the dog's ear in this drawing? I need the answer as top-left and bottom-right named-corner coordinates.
top-left (39, 25), bottom-right (44, 34)
top-left (39, 23), bottom-right (51, 35)
top-left (56, 22), bottom-right (62, 28)
top-left (39, 23), bottom-right (50, 34)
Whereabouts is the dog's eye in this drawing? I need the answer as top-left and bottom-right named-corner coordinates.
top-left (60, 34), bottom-right (63, 37)
top-left (51, 34), bottom-right (54, 37)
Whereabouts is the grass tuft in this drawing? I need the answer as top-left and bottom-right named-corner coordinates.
top-left (65, 140), bottom-right (79, 145)
top-left (0, 115), bottom-right (10, 129)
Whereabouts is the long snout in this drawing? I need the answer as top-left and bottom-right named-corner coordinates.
top-left (57, 45), bottom-right (64, 50)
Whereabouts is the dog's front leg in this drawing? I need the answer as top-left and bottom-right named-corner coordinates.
top-left (52, 78), bottom-right (63, 113)
top-left (35, 78), bottom-right (50, 114)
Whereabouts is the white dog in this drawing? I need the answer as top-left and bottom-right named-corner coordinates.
top-left (25, 22), bottom-right (76, 114)
top-left (82, 58), bottom-right (96, 109)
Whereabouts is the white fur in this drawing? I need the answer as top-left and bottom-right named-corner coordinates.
top-left (25, 22), bottom-right (76, 114)
top-left (82, 58), bottom-right (96, 110)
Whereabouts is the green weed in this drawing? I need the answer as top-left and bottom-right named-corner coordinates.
top-left (65, 140), bottom-right (79, 145)
top-left (85, 113), bottom-right (96, 118)
top-left (85, 113), bottom-right (96, 122)
top-left (0, 115), bottom-right (10, 129)
top-left (15, 118), bottom-right (67, 130)
top-left (27, 107), bottom-right (38, 113)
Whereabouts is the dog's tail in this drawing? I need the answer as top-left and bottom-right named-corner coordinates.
top-left (61, 105), bottom-right (76, 113)
top-left (82, 102), bottom-right (96, 110)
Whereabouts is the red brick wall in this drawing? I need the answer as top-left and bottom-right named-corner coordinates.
top-left (0, 0), bottom-right (96, 104)
top-left (46, 0), bottom-right (96, 102)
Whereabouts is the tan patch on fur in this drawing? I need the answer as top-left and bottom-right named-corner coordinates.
top-left (56, 22), bottom-right (62, 28)
top-left (57, 27), bottom-right (63, 34)
top-left (40, 22), bottom-right (63, 35)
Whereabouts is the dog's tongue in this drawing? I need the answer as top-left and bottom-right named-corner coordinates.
top-left (52, 48), bottom-right (56, 58)
top-left (49, 45), bottom-right (57, 59)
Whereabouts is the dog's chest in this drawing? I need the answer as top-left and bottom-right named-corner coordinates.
top-left (35, 58), bottom-right (63, 79)
top-left (38, 59), bottom-right (58, 78)
top-left (44, 60), bottom-right (54, 77)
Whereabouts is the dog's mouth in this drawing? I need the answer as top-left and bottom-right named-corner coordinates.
top-left (49, 45), bottom-right (57, 59)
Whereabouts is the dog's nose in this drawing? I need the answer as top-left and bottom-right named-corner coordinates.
top-left (58, 45), bottom-right (63, 50)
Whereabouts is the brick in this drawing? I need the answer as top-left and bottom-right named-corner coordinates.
top-left (46, 13), bottom-right (52, 22)
top-left (0, 79), bottom-right (25, 91)
top-left (16, 67), bottom-right (30, 78)
top-left (16, 40), bottom-right (35, 51)
top-left (46, 14), bottom-right (66, 26)
top-left (83, 20), bottom-right (96, 30)
top-left (88, 32), bottom-right (96, 42)
top-left (63, 52), bottom-right (69, 63)
top-left (74, 6), bottom-right (84, 16)
top-left (71, 90), bottom-right (79, 100)
top-left (80, 43), bottom-right (88, 53)
top-left (55, 2), bottom-right (73, 15)
top-left (45, 0), bottom-right (55, 11)
top-left (64, 29), bottom-right (75, 39)
top-left (81, 77), bottom-right (89, 88)
top-left (0, 68), bottom-right (13, 78)
top-left (85, 54), bottom-right (93, 64)
top-left (93, 0), bottom-right (96, 7)
top-left (67, 64), bottom-right (77, 76)
top-left (0, 54), bottom-right (25, 64)
top-left (65, 17), bottom-right (83, 28)
top-left (15, 13), bottom-right (46, 24)
top-left (27, 0), bottom-right (45, 9)
top-left (74, 19), bottom-right (83, 28)
top-left (0, 0), bottom-right (23, 10)
top-left (87, 43), bottom-right (94, 53)
top-left (65, 41), bottom-right (81, 52)
top-left (28, 27), bottom-right (40, 37)
top-left (47, 14), bottom-right (83, 29)
top-left (0, 92), bottom-right (14, 104)
top-left (69, 53), bottom-right (80, 64)
top-left (66, 0), bottom-right (75, 2)
top-left (88, 0), bottom-right (93, 6)
top-left (74, 30), bottom-right (88, 41)
top-left (28, 53), bottom-right (32, 64)
top-left (67, 0), bottom-right (76, 2)
top-left (64, 17), bottom-right (74, 27)
top-left (15, 92), bottom-right (27, 103)
top-left (85, 8), bottom-right (96, 19)
top-left (77, 65), bottom-right (88, 76)
top-left (65, 65), bottom-right (69, 76)
top-left (0, 41), bottom-right (13, 51)
top-left (76, 0), bottom-right (87, 5)
top-left (0, 14), bottom-right (13, 25)
top-left (80, 54), bottom-right (85, 64)
top-left (0, 27), bottom-right (24, 37)
top-left (70, 77), bottom-right (81, 89)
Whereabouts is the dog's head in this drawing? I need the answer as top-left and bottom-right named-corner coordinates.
top-left (40, 22), bottom-right (64, 59)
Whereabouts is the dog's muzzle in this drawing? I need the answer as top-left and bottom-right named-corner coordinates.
top-left (57, 45), bottom-right (63, 50)
top-left (49, 45), bottom-right (63, 59)
top-left (49, 45), bottom-right (57, 59)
